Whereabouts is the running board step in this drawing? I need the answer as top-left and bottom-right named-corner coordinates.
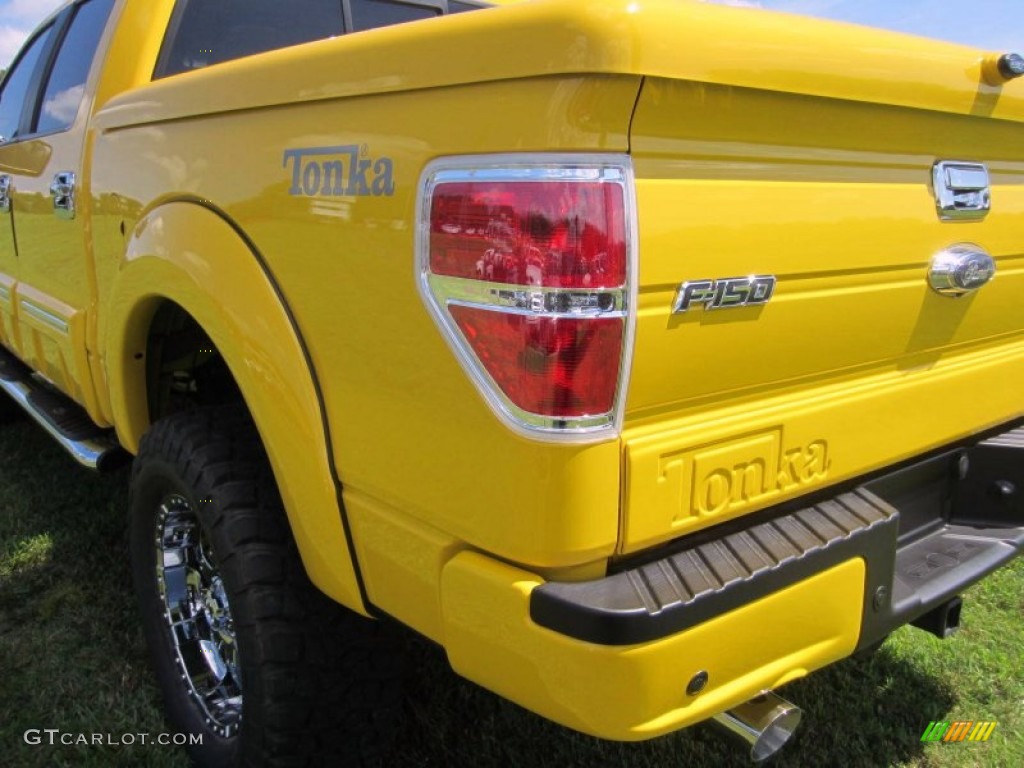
top-left (0, 346), bottom-right (124, 471)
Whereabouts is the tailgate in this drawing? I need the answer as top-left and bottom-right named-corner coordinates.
top-left (621, 13), bottom-right (1024, 552)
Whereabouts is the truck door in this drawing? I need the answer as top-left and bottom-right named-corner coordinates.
top-left (0, 22), bottom-right (57, 354)
top-left (0, 0), bottom-right (115, 412)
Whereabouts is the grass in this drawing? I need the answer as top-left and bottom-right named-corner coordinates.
top-left (0, 416), bottom-right (1021, 767)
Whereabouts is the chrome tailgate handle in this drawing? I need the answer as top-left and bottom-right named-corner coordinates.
top-left (0, 175), bottom-right (11, 214)
top-left (933, 161), bottom-right (990, 221)
top-left (50, 171), bottom-right (76, 220)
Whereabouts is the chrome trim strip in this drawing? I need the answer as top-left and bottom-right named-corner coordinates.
top-left (0, 376), bottom-right (120, 470)
top-left (20, 300), bottom-right (70, 334)
top-left (416, 153), bottom-right (638, 443)
top-left (446, 298), bottom-right (627, 322)
top-left (429, 274), bottom-right (628, 316)
top-left (429, 164), bottom-right (627, 185)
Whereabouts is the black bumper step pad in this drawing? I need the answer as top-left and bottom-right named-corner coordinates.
top-left (531, 489), bottom-right (898, 646)
top-left (893, 524), bottom-right (1024, 610)
top-left (531, 422), bottom-right (1024, 646)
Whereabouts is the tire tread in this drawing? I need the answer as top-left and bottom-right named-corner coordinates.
top-left (131, 406), bottom-right (402, 767)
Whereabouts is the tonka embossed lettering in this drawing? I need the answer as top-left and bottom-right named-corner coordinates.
top-left (284, 146), bottom-right (395, 198)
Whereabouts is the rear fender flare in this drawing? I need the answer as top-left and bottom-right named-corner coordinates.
top-left (103, 200), bottom-right (365, 613)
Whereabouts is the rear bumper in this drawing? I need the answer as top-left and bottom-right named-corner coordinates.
top-left (439, 424), bottom-right (1024, 740)
top-left (442, 553), bottom-right (864, 740)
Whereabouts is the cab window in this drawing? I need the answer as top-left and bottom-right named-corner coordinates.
top-left (156, 0), bottom-right (488, 79)
top-left (0, 26), bottom-right (53, 143)
top-left (349, 1), bottom-right (439, 33)
top-left (35, 0), bottom-right (116, 135)
top-left (157, 0), bottom-right (346, 78)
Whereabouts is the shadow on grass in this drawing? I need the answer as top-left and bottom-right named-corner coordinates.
top-left (0, 422), bottom-right (185, 767)
top-left (0, 419), bottom-right (965, 768)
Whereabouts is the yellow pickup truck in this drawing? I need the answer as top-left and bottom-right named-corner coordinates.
top-left (1, 0), bottom-right (1022, 764)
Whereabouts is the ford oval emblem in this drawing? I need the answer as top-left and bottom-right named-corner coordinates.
top-left (928, 244), bottom-right (996, 297)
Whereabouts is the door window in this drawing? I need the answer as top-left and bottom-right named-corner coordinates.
top-left (0, 26), bottom-right (53, 143)
top-left (35, 0), bottom-right (117, 135)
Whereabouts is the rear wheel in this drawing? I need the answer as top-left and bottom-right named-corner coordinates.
top-left (129, 406), bottom-right (403, 766)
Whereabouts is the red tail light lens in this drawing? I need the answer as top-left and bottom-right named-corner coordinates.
top-left (449, 307), bottom-right (624, 418)
top-left (419, 157), bottom-right (634, 439)
top-left (429, 182), bottom-right (627, 289)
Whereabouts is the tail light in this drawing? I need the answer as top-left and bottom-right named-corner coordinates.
top-left (417, 156), bottom-right (635, 440)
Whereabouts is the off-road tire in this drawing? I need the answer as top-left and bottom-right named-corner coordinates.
top-left (129, 406), bottom-right (403, 767)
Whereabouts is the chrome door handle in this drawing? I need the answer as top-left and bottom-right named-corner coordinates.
top-left (0, 175), bottom-right (11, 214)
top-left (50, 171), bottom-right (76, 220)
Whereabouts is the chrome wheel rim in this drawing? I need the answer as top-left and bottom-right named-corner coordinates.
top-left (156, 494), bottom-right (242, 737)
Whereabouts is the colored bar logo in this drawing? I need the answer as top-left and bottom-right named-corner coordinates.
top-left (921, 721), bottom-right (997, 742)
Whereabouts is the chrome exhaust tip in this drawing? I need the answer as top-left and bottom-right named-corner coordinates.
top-left (712, 691), bottom-right (802, 763)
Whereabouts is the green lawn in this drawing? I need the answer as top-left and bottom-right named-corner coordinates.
top-left (0, 418), bottom-right (1020, 767)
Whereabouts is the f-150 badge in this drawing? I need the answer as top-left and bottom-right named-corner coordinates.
top-left (672, 275), bottom-right (776, 313)
top-left (284, 145), bottom-right (395, 197)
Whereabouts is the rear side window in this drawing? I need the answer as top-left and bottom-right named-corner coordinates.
top-left (349, 1), bottom-right (439, 33)
top-left (158, 0), bottom-right (345, 78)
top-left (36, 0), bottom-right (116, 135)
top-left (156, 0), bottom-right (487, 79)
top-left (0, 26), bottom-right (53, 143)
top-left (448, 1), bottom-right (483, 13)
